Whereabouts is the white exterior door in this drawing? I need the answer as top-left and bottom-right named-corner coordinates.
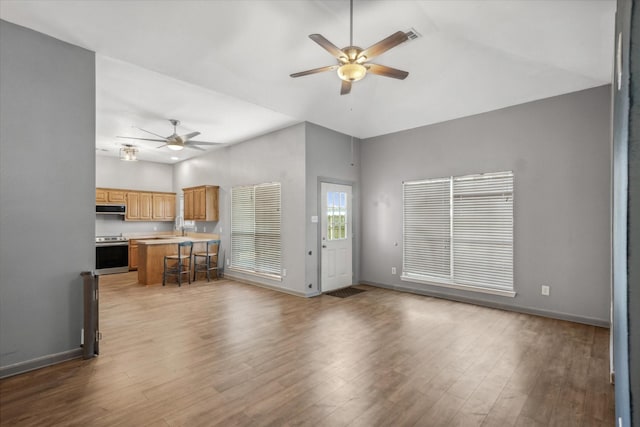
top-left (321, 182), bottom-right (353, 292)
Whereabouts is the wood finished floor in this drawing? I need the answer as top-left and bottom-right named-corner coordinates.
top-left (0, 273), bottom-right (614, 426)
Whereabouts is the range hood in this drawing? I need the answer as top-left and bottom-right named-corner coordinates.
top-left (96, 204), bottom-right (126, 215)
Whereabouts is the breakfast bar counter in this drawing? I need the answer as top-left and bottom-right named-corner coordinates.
top-left (137, 234), bottom-right (219, 286)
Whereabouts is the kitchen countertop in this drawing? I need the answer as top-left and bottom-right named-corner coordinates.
top-left (136, 236), bottom-right (216, 245)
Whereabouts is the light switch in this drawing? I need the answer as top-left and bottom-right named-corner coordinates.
top-left (311, 216), bottom-right (318, 223)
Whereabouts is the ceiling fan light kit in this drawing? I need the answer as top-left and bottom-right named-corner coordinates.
top-left (338, 63), bottom-right (367, 82)
top-left (290, 0), bottom-right (410, 95)
top-left (167, 142), bottom-right (184, 151)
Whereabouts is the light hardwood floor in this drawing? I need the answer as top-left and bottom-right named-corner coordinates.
top-left (0, 273), bottom-right (614, 426)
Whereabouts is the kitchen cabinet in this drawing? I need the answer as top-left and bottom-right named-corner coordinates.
top-left (184, 189), bottom-right (194, 220)
top-left (129, 240), bottom-right (139, 270)
top-left (96, 188), bottom-right (107, 204)
top-left (97, 187), bottom-right (176, 222)
top-left (126, 192), bottom-right (140, 220)
top-left (139, 193), bottom-right (153, 220)
top-left (183, 185), bottom-right (219, 221)
top-left (96, 188), bottom-right (126, 204)
top-left (152, 193), bottom-right (176, 221)
top-left (126, 191), bottom-right (152, 221)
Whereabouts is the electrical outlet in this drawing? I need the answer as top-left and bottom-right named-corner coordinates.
top-left (391, 267), bottom-right (397, 275)
top-left (282, 268), bottom-right (287, 277)
top-left (226, 259), bottom-right (230, 266)
top-left (203, 226), bottom-right (206, 232)
top-left (541, 285), bottom-right (550, 296)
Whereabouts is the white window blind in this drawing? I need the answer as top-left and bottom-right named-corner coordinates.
top-left (231, 182), bottom-right (281, 278)
top-left (403, 178), bottom-right (451, 280)
top-left (403, 171), bottom-right (514, 296)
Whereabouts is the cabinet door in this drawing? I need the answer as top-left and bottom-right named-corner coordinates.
top-left (107, 190), bottom-right (126, 204)
top-left (152, 194), bottom-right (165, 220)
top-left (208, 186), bottom-right (219, 221)
top-left (164, 194), bottom-right (176, 220)
top-left (140, 193), bottom-right (153, 220)
top-left (184, 189), bottom-right (194, 220)
top-left (129, 242), bottom-right (138, 270)
top-left (126, 192), bottom-right (140, 220)
top-left (96, 188), bottom-right (107, 204)
top-left (194, 187), bottom-right (206, 220)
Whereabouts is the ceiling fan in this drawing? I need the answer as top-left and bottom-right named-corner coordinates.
top-left (290, 0), bottom-right (410, 95)
top-left (117, 119), bottom-right (220, 151)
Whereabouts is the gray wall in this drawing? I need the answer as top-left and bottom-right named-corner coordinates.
top-left (305, 123), bottom-right (361, 294)
top-left (96, 155), bottom-right (174, 236)
top-left (96, 155), bottom-right (173, 192)
top-left (360, 85), bottom-right (611, 326)
top-left (0, 21), bottom-right (95, 373)
top-left (173, 123), bottom-right (307, 295)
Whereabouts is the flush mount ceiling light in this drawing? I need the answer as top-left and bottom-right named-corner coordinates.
top-left (119, 144), bottom-right (138, 161)
top-left (290, 0), bottom-right (411, 95)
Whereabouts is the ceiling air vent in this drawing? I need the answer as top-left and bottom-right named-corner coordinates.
top-left (405, 28), bottom-right (422, 41)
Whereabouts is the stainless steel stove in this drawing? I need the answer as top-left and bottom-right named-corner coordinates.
top-left (95, 235), bottom-right (129, 275)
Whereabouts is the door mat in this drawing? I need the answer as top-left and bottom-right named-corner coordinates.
top-left (325, 287), bottom-right (366, 298)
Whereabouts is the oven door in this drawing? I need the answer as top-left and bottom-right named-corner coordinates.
top-left (95, 243), bottom-right (129, 275)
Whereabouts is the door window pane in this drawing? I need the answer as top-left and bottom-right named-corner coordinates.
top-left (327, 191), bottom-right (347, 240)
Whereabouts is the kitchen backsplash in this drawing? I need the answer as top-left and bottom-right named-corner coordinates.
top-left (96, 215), bottom-right (174, 236)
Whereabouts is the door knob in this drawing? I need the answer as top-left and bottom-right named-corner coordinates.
top-left (322, 245), bottom-right (327, 248)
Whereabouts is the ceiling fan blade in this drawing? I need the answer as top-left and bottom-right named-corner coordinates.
top-left (181, 131), bottom-right (200, 141)
top-left (134, 127), bottom-right (169, 140)
top-left (186, 145), bottom-right (205, 151)
top-left (186, 140), bottom-right (221, 146)
top-left (340, 80), bottom-right (352, 95)
top-left (357, 31), bottom-right (409, 62)
top-left (290, 65), bottom-right (339, 78)
top-left (309, 34), bottom-right (348, 61)
top-left (366, 64), bottom-right (409, 80)
top-left (117, 136), bottom-right (166, 143)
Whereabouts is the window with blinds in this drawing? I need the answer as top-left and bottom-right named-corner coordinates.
top-left (402, 171), bottom-right (514, 296)
top-left (231, 182), bottom-right (281, 279)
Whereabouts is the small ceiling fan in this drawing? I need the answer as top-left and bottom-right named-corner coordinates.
top-left (290, 0), bottom-right (410, 95)
top-left (117, 119), bottom-right (220, 151)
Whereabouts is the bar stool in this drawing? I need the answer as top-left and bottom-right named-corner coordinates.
top-left (163, 241), bottom-right (193, 287)
top-left (193, 239), bottom-right (220, 282)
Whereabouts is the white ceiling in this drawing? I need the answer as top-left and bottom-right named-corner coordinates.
top-left (1, 0), bottom-right (616, 164)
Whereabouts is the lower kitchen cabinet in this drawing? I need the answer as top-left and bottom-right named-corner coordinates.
top-left (129, 240), bottom-right (138, 270)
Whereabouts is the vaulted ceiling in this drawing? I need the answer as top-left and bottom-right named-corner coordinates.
top-left (1, 1), bottom-right (616, 163)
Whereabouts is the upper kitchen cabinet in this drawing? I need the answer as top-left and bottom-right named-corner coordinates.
top-left (126, 191), bottom-right (152, 221)
top-left (96, 188), bottom-right (126, 204)
top-left (97, 187), bottom-right (176, 222)
top-left (183, 185), bottom-right (219, 221)
top-left (152, 193), bottom-right (176, 221)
